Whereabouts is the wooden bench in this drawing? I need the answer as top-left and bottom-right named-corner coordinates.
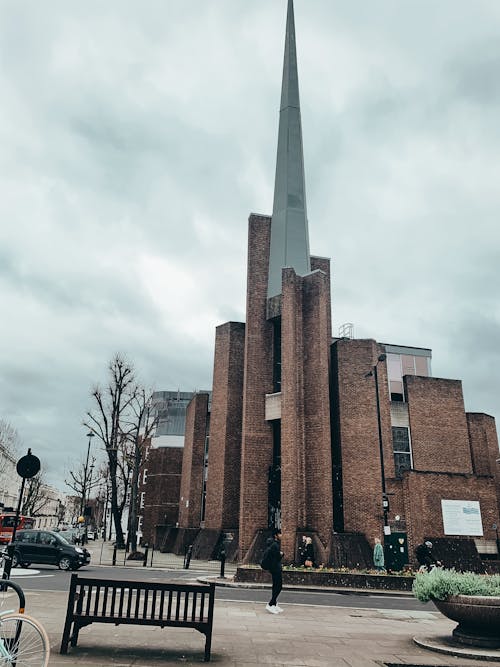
top-left (60, 574), bottom-right (215, 661)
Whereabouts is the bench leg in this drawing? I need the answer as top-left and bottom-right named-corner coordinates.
top-left (60, 620), bottom-right (72, 655)
top-left (204, 631), bottom-right (212, 662)
top-left (71, 622), bottom-right (81, 648)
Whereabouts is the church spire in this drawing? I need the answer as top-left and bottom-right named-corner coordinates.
top-left (267, 0), bottom-right (310, 299)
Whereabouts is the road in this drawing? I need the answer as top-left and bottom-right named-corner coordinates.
top-left (9, 564), bottom-right (431, 613)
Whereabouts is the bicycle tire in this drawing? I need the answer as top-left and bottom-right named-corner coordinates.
top-left (0, 614), bottom-right (50, 667)
top-left (0, 580), bottom-right (24, 616)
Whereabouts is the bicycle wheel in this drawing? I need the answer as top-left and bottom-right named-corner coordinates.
top-left (0, 614), bottom-right (50, 667)
top-left (0, 580), bottom-right (24, 616)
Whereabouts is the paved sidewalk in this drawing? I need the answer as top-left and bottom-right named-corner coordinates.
top-left (22, 588), bottom-right (500, 666)
top-left (84, 539), bottom-right (236, 575)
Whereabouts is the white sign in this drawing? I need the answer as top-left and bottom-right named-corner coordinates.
top-left (441, 499), bottom-right (483, 536)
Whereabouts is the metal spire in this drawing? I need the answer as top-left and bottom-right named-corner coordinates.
top-left (267, 0), bottom-right (310, 299)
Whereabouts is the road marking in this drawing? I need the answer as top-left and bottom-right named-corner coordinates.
top-left (218, 598), bottom-right (419, 612)
top-left (11, 574), bottom-right (55, 579)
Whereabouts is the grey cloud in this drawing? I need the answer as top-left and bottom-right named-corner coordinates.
top-left (1, 0), bottom-right (499, 488)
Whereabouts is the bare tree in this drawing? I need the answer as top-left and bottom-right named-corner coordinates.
top-left (22, 472), bottom-right (48, 517)
top-left (83, 355), bottom-right (138, 548)
top-left (0, 419), bottom-right (21, 476)
top-left (65, 457), bottom-right (102, 513)
top-left (126, 388), bottom-right (158, 552)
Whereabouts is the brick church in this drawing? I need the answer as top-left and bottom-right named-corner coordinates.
top-left (140, 0), bottom-right (500, 569)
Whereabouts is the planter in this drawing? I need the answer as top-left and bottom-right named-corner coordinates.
top-left (432, 595), bottom-right (500, 649)
top-left (235, 567), bottom-right (414, 592)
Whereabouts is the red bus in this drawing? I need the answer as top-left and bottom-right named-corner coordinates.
top-left (0, 513), bottom-right (35, 544)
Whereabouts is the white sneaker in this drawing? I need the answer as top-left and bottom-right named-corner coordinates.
top-left (266, 604), bottom-right (279, 614)
top-left (274, 605), bottom-right (284, 613)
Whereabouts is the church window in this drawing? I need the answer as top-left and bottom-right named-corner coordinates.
top-left (392, 426), bottom-right (412, 478)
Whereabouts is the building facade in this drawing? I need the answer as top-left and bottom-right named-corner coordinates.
top-left (177, 0), bottom-right (500, 567)
top-left (138, 390), bottom-right (210, 547)
top-left (140, 0), bottom-right (500, 568)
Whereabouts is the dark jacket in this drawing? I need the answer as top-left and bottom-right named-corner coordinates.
top-left (304, 542), bottom-right (314, 564)
top-left (415, 543), bottom-right (438, 568)
top-left (265, 537), bottom-right (283, 572)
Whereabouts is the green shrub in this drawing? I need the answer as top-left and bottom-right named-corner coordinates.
top-left (413, 568), bottom-right (500, 603)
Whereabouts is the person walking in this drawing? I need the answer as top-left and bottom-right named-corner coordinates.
top-left (263, 528), bottom-right (284, 614)
top-left (415, 540), bottom-right (442, 572)
top-left (304, 536), bottom-right (315, 567)
top-left (297, 535), bottom-right (307, 566)
top-left (373, 537), bottom-right (385, 571)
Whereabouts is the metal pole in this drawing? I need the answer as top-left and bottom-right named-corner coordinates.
top-left (220, 549), bottom-right (226, 579)
top-left (373, 354), bottom-right (390, 568)
top-left (3, 477), bottom-right (26, 580)
top-left (80, 437), bottom-right (92, 515)
top-left (373, 363), bottom-right (388, 516)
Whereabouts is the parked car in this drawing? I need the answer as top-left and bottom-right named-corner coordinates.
top-left (86, 529), bottom-right (95, 541)
top-left (58, 528), bottom-right (79, 544)
top-left (11, 529), bottom-right (91, 570)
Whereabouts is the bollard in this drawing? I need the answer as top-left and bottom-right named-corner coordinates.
top-left (219, 549), bottom-right (226, 579)
top-left (183, 544), bottom-right (193, 569)
top-left (143, 546), bottom-right (149, 567)
top-left (150, 545), bottom-right (155, 568)
top-left (2, 545), bottom-right (14, 580)
top-left (112, 544), bottom-right (117, 566)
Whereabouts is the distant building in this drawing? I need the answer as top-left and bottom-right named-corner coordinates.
top-left (138, 390), bottom-right (210, 547)
top-left (0, 444), bottom-right (18, 509)
top-left (32, 484), bottom-right (64, 530)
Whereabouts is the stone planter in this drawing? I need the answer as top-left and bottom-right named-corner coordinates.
top-left (235, 567), bottom-right (414, 592)
top-left (432, 595), bottom-right (500, 649)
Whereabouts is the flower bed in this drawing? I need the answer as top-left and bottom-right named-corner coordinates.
top-left (235, 566), bottom-right (414, 591)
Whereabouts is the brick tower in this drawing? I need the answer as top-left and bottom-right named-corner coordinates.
top-left (205, 0), bottom-right (334, 562)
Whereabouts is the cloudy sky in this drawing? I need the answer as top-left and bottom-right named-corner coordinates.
top-left (1, 0), bottom-right (499, 490)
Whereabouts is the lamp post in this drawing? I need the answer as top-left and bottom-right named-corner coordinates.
top-left (366, 354), bottom-right (390, 547)
top-left (80, 432), bottom-right (94, 514)
top-left (80, 431), bottom-right (94, 544)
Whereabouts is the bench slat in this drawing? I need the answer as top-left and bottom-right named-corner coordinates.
top-left (102, 586), bottom-right (109, 618)
top-left (159, 589), bottom-right (165, 620)
top-left (167, 590), bottom-right (173, 619)
top-left (151, 589), bottom-right (157, 620)
top-left (200, 592), bottom-right (205, 621)
top-left (110, 587), bottom-right (117, 617)
top-left (85, 585), bottom-right (92, 616)
top-left (93, 585), bottom-right (101, 617)
top-left (175, 590), bottom-right (181, 621)
top-left (192, 592), bottom-right (197, 622)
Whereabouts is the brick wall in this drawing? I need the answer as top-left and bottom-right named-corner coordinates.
top-left (239, 214), bottom-right (275, 557)
top-left (204, 321), bottom-right (245, 529)
top-left (332, 339), bottom-right (394, 543)
top-left (139, 445), bottom-right (183, 545)
top-left (403, 470), bottom-right (500, 560)
top-left (405, 376), bottom-right (472, 473)
top-left (467, 412), bottom-right (500, 515)
top-left (310, 255), bottom-right (332, 342)
top-left (178, 393), bottom-right (209, 528)
top-left (280, 267), bottom-right (333, 557)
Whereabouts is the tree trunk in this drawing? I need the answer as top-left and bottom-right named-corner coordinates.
top-left (109, 455), bottom-right (125, 548)
top-left (128, 442), bottom-right (141, 552)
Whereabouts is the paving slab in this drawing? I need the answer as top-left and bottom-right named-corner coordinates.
top-left (19, 590), bottom-right (500, 666)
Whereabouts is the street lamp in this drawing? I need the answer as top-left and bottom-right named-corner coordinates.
top-left (80, 432), bottom-right (95, 540)
top-left (366, 354), bottom-right (390, 538)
